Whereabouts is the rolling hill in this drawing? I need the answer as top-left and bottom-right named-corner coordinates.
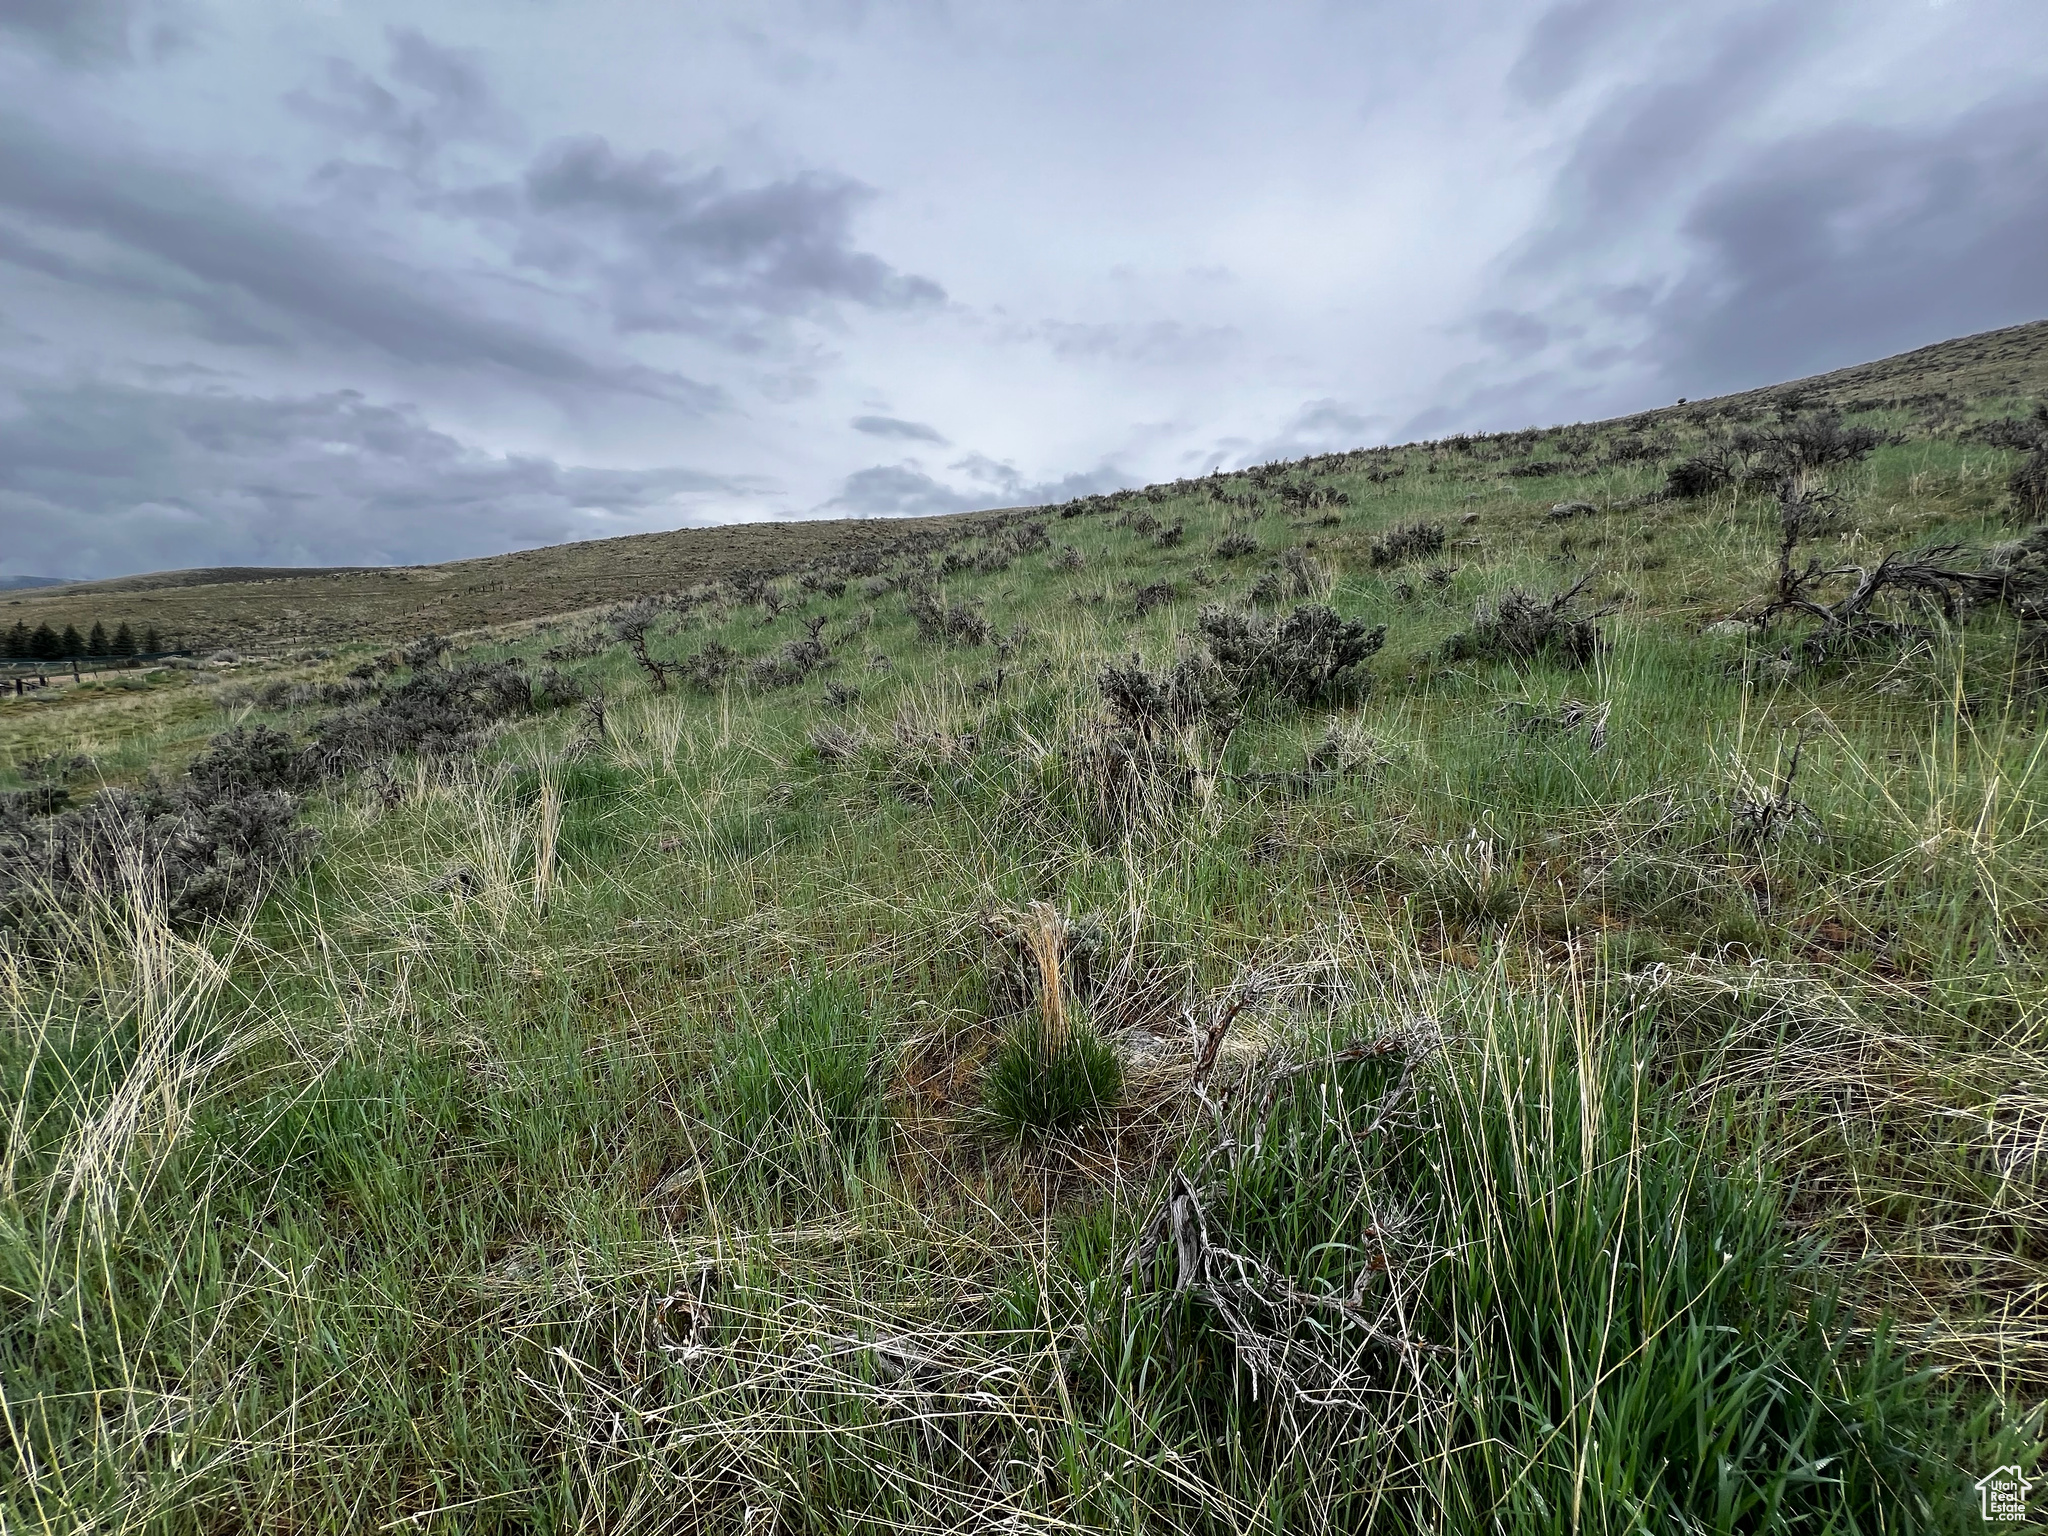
top-left (9, 318), bottom-right (2047, 654)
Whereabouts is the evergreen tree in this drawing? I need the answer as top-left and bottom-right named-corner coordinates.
top-left (87, 621), bottom-right (109, 656)
top-left (111, 621), bottom-right (136, 658)
top-left (29, 623), bottom-right (60, 660)
top-left (3, 620), bottom-right (25, 659)
top-left (59, 625), bottom-right (84, 658)
top-left (142, 627), bottom-right (163, 654)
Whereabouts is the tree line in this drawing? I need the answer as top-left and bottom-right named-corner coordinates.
top-left (3, 620), bottom-right (171, 661)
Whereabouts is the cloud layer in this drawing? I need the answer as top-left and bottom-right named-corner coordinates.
top-left (1, 0), bottom-right (2043, 579)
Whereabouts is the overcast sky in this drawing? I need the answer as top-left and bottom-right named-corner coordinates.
top-left (2, 0), bottom-right (2044, 579)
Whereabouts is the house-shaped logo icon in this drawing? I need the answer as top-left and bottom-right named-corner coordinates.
top-left (1975, 1464), bottom-right (2034, 1522)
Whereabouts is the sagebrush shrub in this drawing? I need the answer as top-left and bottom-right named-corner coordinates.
top-left (1369, 520), bottom-right (1446, 568)
top-left (307, 660), bottom-right (538, 773)
top-left (1, 744), bottom-right (317, 945)
top-left (1214, 528), bottom-right (1260, 559)
top-left (1198, 602), bottom-right (1386, 705)
top-left (904, 586), bottom-right (996, 646)
top-left (1442, 584), bottom-right (1605, 668)
top-left (680, 641), bottom-right (737, 692)
top-left (2011, 447), bottom-right (2048, 525)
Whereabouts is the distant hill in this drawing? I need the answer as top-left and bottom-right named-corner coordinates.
top-left (8, 318), bottom-right (2046, 653)
top-left (0, 514), bottom-right (1019, 654)
top-left (0, 576), bottom-right (67, 592)
top-left (24, 566), bottom-right (377, 597)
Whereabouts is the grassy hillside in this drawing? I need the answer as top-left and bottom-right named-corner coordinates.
top-left (11, 317), bottom-right (2048, 658)
top-left (4, 324), bottom-right (2048, 1532)
top-left (1, 512), bottom-right (1023, 655)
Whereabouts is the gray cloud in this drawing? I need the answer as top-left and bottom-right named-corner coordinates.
top-left (828, 463), bottom-right (982, 517)
top-left (4, 1), bottom-right (2043, 578)
top-left (511, 135), bottom-right (945, 335)
top-left (286, 28), bottom-right (501, 170)
top-left (826, 457), bottom-right (1122, 517)
top-left (1516, 3), bottom-right (1827, 273)
top-left (852, 413), bottom-right (946, 443)
top-left (0, 0), bottom-right (185, 67)
top-left (1034, 319), bottom-right (1242, 368)
top-left (1645, 84), bottom-right (2048, 397)
top-left (0, 113), bottom-right (717, 402)
top-left (1506, 0), bottom-right (1632, 105)
top-left (1472, 308), bottom-right (1553, 359)
top-left (1231, 398), bottom-right (1384, 466)
top-left (0, 380), bottom-right (749, 577)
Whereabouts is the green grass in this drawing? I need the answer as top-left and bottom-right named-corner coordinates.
top-left (4, 330), bottom-right (2048, 1530)
top-left (979, 1014), bottom-right (1123, 1140)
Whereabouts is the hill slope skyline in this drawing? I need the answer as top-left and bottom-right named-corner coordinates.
top-left (6, 316), bottom-right (2045, 653)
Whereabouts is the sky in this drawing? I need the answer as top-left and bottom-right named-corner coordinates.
top-left (1, 0), bottom-right (2045, 580)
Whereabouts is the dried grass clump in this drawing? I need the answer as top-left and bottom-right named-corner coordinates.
top-left (1050, 544), bottom-right (1087, 572)
top-left (1442, 578), bottom-right (1606, 669)
top-left (1279, 546), bottom-right (1334, 599)
top-left (1368, 520), bottom-right (1446, 568)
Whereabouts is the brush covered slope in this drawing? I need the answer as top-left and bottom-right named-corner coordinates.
top-left (5, 325), bottom-right (2048, 1531)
